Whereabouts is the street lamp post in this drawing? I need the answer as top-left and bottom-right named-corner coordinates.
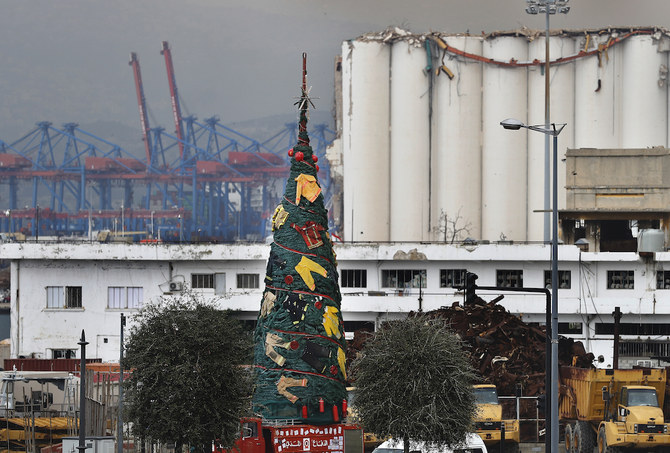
top-left (501, 118), bottom-right (566, 453)
top-left (525, 0), bottom-right (570, 242)
top-left (178, 214), bottom-right (183, 242)
top-left (4, 210), bottom-right (10, 236)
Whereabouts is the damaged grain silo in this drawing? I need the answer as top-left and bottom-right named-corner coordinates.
top-left (332, 27), bottom-right (670, 244)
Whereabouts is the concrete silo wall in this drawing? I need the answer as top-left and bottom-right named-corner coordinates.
top-left (390, 40), bottom-right (431, 241)
top-left (574, 33), bottom-right (621, 149)
top-left (340, 27), bottom-right (670, 243)
top-left (431, 35), bottom-right (483, 242)
top-left (621, 35), bottom-right (668, 148)
top-left (481, 36), bottom-right (528, 242)
top-left (527, 35), bottom-right (575, 242)
top-left (341, 40), bottom-right (391, 242)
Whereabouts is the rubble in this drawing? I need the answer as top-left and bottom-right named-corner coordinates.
top-left (347, 296), bottom-right (595, 397)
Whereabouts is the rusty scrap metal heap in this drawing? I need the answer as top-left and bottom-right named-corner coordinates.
top-left (420, 297), bottom-right (595, 395)
top-left (347, 296), bottom-right (595, 397)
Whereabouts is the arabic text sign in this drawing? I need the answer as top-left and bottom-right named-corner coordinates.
top-left (273, 425), bottom-right (344, 453)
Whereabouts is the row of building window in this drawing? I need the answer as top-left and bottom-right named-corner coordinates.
top-left (191, 273), bottom-right (259, 290)
top-left (44, 273), bottom-right (261, 310)
top-left (46, 268), bottom-right (670, 309)
top-left (342, 269), bottom-right (573, 290)
top-left (46, 285), bottom-right (144, 310)
top-left (341, 269), bottom-right (670, 290)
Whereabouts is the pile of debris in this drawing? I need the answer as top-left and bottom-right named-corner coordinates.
top-left (347, 296), bottom-right (595, 396)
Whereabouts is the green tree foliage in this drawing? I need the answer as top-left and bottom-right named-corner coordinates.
top-left (351, 316), bottom-right (478, 452)
top-left (123, 290), bottom-right (253, 452)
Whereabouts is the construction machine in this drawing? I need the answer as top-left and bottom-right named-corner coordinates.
top-left (473, 385), bottom-right (520, 453)
top-left (560, 366), bottom-right (670, 453)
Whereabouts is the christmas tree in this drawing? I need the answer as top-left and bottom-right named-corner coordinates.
top-left (252, 53), bottom-right (347, 425)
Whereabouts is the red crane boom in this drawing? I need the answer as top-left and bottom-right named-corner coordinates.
top-left (129, 52), bottom-right (153, 165)
top-left (160, 41), bottom-right (185, 159)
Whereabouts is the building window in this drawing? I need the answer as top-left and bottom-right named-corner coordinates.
top-left (440, 269), bottom-right (466, 288)
top-left (381, 269), bottom-right (427, 289)
top-left (127, 287), bottom-right (143, 308)
top-left (108, 286), bottom-right (144, 309)
top-left (46, 286), bottom-right (64, 309)
top-left (108, 287), bottom-right (124, 309)
top-left (607, 270), bottom-right (634, 289)
top-left (66, 287), bottom-right (82, 308)
top-left (192, 273), bottom-right (214, 289)
top-left (341, 269), bottom-right (367, 288)
top-left (544, 270), bottom-right (572, 289)
top-left (215, 273), bottom-right (226, 295)
top-left (558, 322), bottom-right (582, 334)
top-left (51, 349), bottom-right (76, 359)
top-left (237, 273), bottom-right (260, 289)
top-left (656, 271), bottom-right (670, 289)
top-left (496, 270), bottom-right (523, 288)
top-left (46, 286), bottom-right (82, 309)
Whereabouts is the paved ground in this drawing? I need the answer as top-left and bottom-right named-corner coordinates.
top-left (518, 443), bottom-right (567, 453)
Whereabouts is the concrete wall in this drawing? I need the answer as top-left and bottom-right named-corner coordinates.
top-left (565, 147), bottom-right (670, 211)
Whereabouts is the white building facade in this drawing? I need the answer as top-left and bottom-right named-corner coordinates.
top-left (3, 241), bottom-right (670, 369)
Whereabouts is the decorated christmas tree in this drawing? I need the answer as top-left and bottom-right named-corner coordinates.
top-left (252, 53), bottom-right (348, 425)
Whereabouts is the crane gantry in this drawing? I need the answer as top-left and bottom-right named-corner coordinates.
top-left (0, 43), bottom-right (336, 242)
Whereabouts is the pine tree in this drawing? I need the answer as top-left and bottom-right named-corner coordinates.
top-left (252, 53), bottom-right (347, 425)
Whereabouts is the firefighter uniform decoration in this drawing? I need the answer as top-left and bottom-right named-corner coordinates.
top-left (252, 53), bottom-right (347, 425)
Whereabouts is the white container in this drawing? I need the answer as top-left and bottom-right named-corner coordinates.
top-left (638, 229), bottom-right (665, 253)
top-left (62, 437), bottom-right (115, 453)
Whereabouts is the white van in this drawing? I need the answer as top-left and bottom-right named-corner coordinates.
top-left (372, 434), bottom-right (488, 453)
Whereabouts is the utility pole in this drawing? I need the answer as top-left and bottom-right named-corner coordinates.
top-left (118, 314), bottom-right (126, 453)
top-left (77, 331), bottom-right (89, 453)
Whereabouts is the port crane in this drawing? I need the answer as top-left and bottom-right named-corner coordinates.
top-left (0, 43), bottom-right (335, 242)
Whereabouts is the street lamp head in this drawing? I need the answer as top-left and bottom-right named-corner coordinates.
top-left (525, 0), bottom-right (570, 15)
top-left (500, 118), bottom-right (525, 130)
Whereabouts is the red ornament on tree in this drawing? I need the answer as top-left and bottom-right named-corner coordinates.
top-left (288, 148), bottom-right (294, 157)
top-left (315, 164), bottom-right (319, 172)
top-left (284, 275), bottom-right (294, 285)
top-left (312, 155), bottom-right (318, 163)
top-left (330, 365), bottom-right (338, 375)
top-left (290, 340), bottom-right (300, 350)
top-left (314, 301), bottom-right (323, 310)
top-left (295, 151), bottom-right (304, 161)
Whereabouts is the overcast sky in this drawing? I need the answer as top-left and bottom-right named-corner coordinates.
top-left (0, 0), bottom-right (668, 142)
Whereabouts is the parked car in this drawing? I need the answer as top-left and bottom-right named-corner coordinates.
top-left (372, 435), bottom-right (487, 453)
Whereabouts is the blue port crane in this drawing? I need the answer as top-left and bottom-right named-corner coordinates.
top-left (0, 43), bottom-right (336, 242)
